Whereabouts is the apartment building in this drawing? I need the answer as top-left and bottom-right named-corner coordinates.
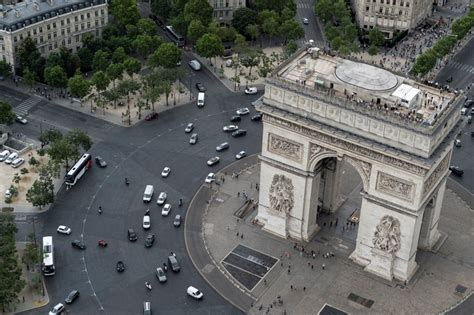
top-left (0, 0), bottom-right (108, 67)
top-left (353, 0), bottom-right (433, 38)
top-left (210, 0), bottom-right (246, 25)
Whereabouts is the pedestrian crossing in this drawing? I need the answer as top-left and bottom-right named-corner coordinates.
top-left (297, 2), bottom-right (313, 9)
top-left (448, 61), bottom-right (474, 74)
top-left (13, 95), bottom-right (42, 116)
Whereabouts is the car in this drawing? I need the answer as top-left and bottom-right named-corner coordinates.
top-left (161, 167), bottom-right (171, 177)
top-left (5, 152), bottom-right (18, 164)
top-left (98, 240), bottom-right (108, 247)
top-left (223, 125), bottom-right (238, 132)
top-left (449, 166), bottom-right (464, 176)
top-left (157, 192), bottom-right (167, 205)
top-left (244, 87), bottom-right (258, 95)
top-left (11, 158), bottom-right (25, 168)
top-left (189, 133), bottom-right (198, 144)
top-left (195, 83), bottom-right (206, 92)
top-left (187, 286), bottom-right (204, 299)
top-left (116, 261), bottom-right (125, 272)
top-left (0, 149), bottom-right (11, 161)
top-left (174, 214), bottom-right (182, 227)
top-left (162, 203), bottom-right (171, 216)
top-left (216, 142), bottom-right (230, 152)
top-left (71, 240), bottom-right (86, 250)
top-left (232, 129), bottom-right (247, 137)
top-left (5, 189), bottom-right (12, 199)
top-left (188, 60), bottom-right (201, 71)
top-left (235, 151), bottom-right (247, 159)
top-left (168, 255), bottom-right (180, 272)
top-left (446, 76), bottom-right (453, 82)
top-left (236, 107), bottom-right (250, 115)
top-left (185, 123), bottom-right (194, 133)
top-left (205, 173), bottom-right (215, 183)
top-left (464, 99), bottom-right (473, 108)
top-left (230, 115), bottom-right (241, 122)
top-left (251, 113), bottom-right (262, 121)
top-left (143, 214), bottom-right (151, 229)
top-left (145, 233), bottom-right (155, 248)
top-left (15, 115), bottom-right (28, 124)
top-left (95, 156), bottom-right (107, 168)
top-left (454, 139), bottom-right (461, 147)
top-left (49, 303), bottom-right (65, 315)
top-left (64, 290), bottom-right (80, 304)
top-left (145, 112), bottom-right (159, 121)
top-left (156, 267), bottom-right (167, 282)
top-left (303, 18), bottom-right (309, 24)
top-left (57, 225), bottom-right (72, 235)
top-left (207, 156), bottom-right (220, 166)
top-left (128, 228), bottom-right (138, 241)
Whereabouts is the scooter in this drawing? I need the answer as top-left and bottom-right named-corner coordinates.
top-left (125, 178), bottom-right (130, 186)
top-left (145, 282), bottom-right (152, 290)
top-left (179, 199), bottom-right (182, 207)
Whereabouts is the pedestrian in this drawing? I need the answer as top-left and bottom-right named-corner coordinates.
top-left (307, 261), bottom-right (311, 266)
top-left (322, 264), bottom-right (325, 270)
top-left (287, 268), bottom-right (290, 274)
top-left (22, 296), bottom-right (25, 302)
top-left (335, 218), bottom-right (338, 226)
top-left (311, 264), bottom-right (314, 269)
top-left (264, 279), bottom-right (267, 285)
top-left (222, 177), bottom-right (225, 183)
top-left (290, 284), bottom-right (293, 290)
top-left (281, 261), bottom-right (284, 267)
top-left (303, 286), bottom-right (306, 291)
top-left (240, 234), bottom-right (243, 239)
top-left (237, 192), bottom-right (240, 197)
top-left (236, 232), bottom-right (239, 237)
top-left (330, 221), bottom-right (333, 227)
top-left (98, 206), bottom-right (102, 214)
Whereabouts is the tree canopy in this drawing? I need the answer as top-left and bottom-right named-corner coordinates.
top-left (196, 33), bottom-right (224, 62)
top-left (0, 101), bottom-right (16, 125)
top-left (183, 0), bottom-right (213, 26)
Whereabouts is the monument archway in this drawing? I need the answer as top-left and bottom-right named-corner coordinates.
top-left (254, 48), bottom-right (463, 282)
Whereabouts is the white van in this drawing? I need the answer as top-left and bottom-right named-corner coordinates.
top-left (188, 60), bottom-right (201, 71)
top-left (143, 185), bottom-right (154, 203)
top-left (197, 92), bottom-right (205, 107)
top-left (143, 301), bottom-right (151, 315)
top-left (461, 108), bottom-right (468, 116)
top-left (0, 150), bottom-right (10, 162)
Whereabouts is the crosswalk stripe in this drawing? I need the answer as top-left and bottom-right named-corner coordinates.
top-left (13, 96), bottom-right (42, 116)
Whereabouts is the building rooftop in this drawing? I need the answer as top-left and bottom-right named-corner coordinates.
top-left (0, 0), bottom-right (106, 30)
top-left (271, 48), bottom-right (462, 133)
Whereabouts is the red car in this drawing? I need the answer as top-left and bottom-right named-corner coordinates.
top-left (145, 112), bottom-right (158, 121)
top-left (98, 240), bottom-right (108, 247)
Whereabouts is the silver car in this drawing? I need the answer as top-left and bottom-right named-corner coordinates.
top-left (185, 123), bottom-right (194, 133)
top-left (189, 133), bottom-right (198, 144)
top-left (216, 142), bottom-right (229, 152)
top-left (156, 267), bottom-right (167, 282)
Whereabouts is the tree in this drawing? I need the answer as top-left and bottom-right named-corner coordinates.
top-left (255, 0), bottom-right (292, 14)
top-left (68, 73), bottom-right (91, 105)
top-left (215, 26), bottom-right (237, 43)
top-left (76, 47), bottom-right (94, 73)
top-left (369, 28), bottom-right (385, 47)
top-left (196, 33), bottom-right (224, 65)
top-left (22, 234), bottom-right (41, 270)
top-left (92, 50), bottom-right (110, 72)
top-left (17, 36), bottom-right (41, 73)
top-left (368, 44), bottom-right (379, 56)
top-left (20, 168), bottom-right (29, 176)
top-left (0, 101), bottom-right (16, 125)
top-left (245, 24), bottom-right (259, 45)
top-left (149, 43), bottom-right (182, 69)
top-left (279, 19), bottom-right (304, 43)
top-left (106, 64), bottom-right (125, 108)
top-left (170, 13), bottom-right (188, 36)
top-left (28, 156), bottom-right (40, 171)
top-left (23, 69), bottom-right (38, 90)
top-left (187, 20), bottom-right (207, 43)
top-left (151, 0), bottom-right (172, 19)
top-left (184, 0), bottom-right (213, 26)
top-left (112, 47), bottom-right (128, 64)
top-left (67, 129), bottom-right (93, 152)
top-left (91, 71), bottom-right (110, 114)
top-left (123, 57), bottom-right (142, 80)
top-left (26, 169), bottom-right (55, 209)
top-left (109, 0), bottom-right (140, 29)
top-left (232, 7), bottom-right (258, 35)
top-left (239, 49), bottom-right (261, 87)
top-left (44, 65), bottom-right (67, 89)
top-left (137, 18), bottom-right (157, 36)
top-left (0, 60), bottom-right (12, 78)
top-left (0, 213), bottom-right (25, 312)
top-left (133, 35), bottom-right (155, 59)
top-left (261, 15), bottom-right (280, 43)
top-left (117, 79), bottom-right (141, 124)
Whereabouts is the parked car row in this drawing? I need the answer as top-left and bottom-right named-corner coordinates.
top-left (0, 150), bottom-right (25, 168)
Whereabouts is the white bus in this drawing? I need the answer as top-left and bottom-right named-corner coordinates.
top-left (42, 236), bottom-right (55, 276)
top-left (65, 153), bottom-right (92, 188)
top-left (165, 25), bottom-right (185, 47)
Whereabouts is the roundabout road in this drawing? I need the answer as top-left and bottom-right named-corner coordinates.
top-left (27, 67), bottom-right (263, 314)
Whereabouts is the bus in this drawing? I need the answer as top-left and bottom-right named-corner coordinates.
top-left (165, 25), bottom-right (185, 47)
top-left (65, 153), bottom-right (92, 188)
top-left (42, 236), bottom-right (55, 276)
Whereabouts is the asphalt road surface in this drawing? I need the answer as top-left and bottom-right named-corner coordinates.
top-left (296, 0), bottom-right (326, 48)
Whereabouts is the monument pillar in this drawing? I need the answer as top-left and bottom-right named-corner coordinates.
top-left (418, 177), bottom-right (446, 250)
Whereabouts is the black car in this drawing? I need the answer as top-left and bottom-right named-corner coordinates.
top-left (464, 99), bottom-right (473, 108)
top-left (232, 129), bottom-right (247, 137)
top-left (116, 261), bottom-right (125, 272)
top-left (145, 233), bottom-right (155, 248)
top-left (251, 114), bottom-right (262, 121)
top-left (195, 83), bottom-right (206, 92)
top-left (65, 290), bottom-right (80, 304)
top-left (95, 156), bottom-right (107, 168)
top-left (128, 229), bottom-right (138, 242)
top-left (449, 166), bottom-right (464, 177)
top-left (230, 115), bottom-right (241, 122)
top-left (71, 240), bottom-right (86, 250)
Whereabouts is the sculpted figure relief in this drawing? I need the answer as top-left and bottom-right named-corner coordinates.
top-left (268, 134), bottom-right (302, 162)
top-left (269, 175), bottom-right (294, 216)
top-left (373, 215), bottom-right (401, 253)
top-left (376, 172), bottom-right (414, 201)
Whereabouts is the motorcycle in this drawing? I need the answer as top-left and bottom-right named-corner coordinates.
top-left (125, 178), bottom-right (130, 186)
top-left (145, 282), bottom-right (152, 290)
top-left (179, 199), bottom-right (182, 207)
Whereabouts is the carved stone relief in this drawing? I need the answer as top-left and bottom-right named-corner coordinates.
top-left (263, 115), bottom-right (428, 176)
top-left (268, 133), bottom-right (303, 162)
top-left (376, 172), bottom-right (415, 201)
top-left (309, 143), bottom-right (335, 161)
top-left (373, 215), bottom-right (401, 253)
top-left (269, 174), bottom-right (294, 216)
top-left (423, 153), bottom-right (450, 197)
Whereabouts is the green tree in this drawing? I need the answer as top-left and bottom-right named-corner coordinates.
top-left (196, 33), bottom-right (224, 65)
top-left (109, 0), bottom-right (140, 28)
top-left (216, 26), bottom-right (237, 43)
top-left (0, 101), bottom-right (16, 125)
top-left (261, 16), bottom-right (280, 43)
top-left (0, 60), bottom-right (12, 78)
top-left (137, 18), bottom-right (157, 36)
top-left (239, 49), bottom-right (261, 87)
top-left (184, 0), bottom-right (213, 26)
top-left (279, 19), bottom-right (304, 43)
top-left (17, 37), bottom-right (41, 73)
top-left (112, 47), bottom-right (128, 64)
top-left (369, 28), bottom-right (385, 47)
top-left (151, 0), bottom-right (172, 19)
top-left (170, 13), bottom-right (188, 36)
top-left (106, 64), bottom-right (125, 108)
top-left (133, 35), bottom-right (155, 59)
top-left (76, 47), bottom-right (94, 73)
top-left (232, 7), bottom-right (258, 35)
top-left (23, 69), bottom-right (37, 90)
top-left (68, 73), bottom-right (91, 105)
top-left (22, 234), bottom-right (41, 270)
top-left (149, 43), bottom-right (182, 69)
top-left (123, 57), bottom-right (142, 80)
top-left (187, 20), bottom-right (207, 43)
top-left (91, 71), bottom-right (110, 114)
top-left (44, 65), bottom-right (67, 89)
top-left (255, 0), bottom-right (292, 14)
top-left (26, 169), bottom-right (55, 209)
top-left (67, 129), bottom-right (93, 152)
top-left (245, 24), bottom-right (259, 45)
top-left (92, 50), bottom-right (110, 72)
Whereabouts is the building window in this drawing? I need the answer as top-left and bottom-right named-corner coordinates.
top-left (81, 14), bottom-right (84, 20)
top-left (381, 0), bottom-right (384, 3)
top-left (49, 45), bottom-right (52, 51)
top-left (406, 1), bottom-right (409, 6)
top-left (392, 0), bottom-right (396, 4)
top-left (13, 36), bottom-right (17, 42)
top-left (68, 38), bottom-right (71, 44)
top-left (95, 20), bottom-right (99, 26)
top-left (54, 42), bottom-right (58, 49)
top-left (48, 34), bottom-right (51, 40)
top-left (61, 20), bottom-right (64, 26)
top-left (95, 11), bottom-right (98, 16)
top-left (87, 13), bottom-right (90, 18)
top-left (399, 9), bottom-right (402, 14)
top-left (53, 32), bottom-right (57, 38)
top-left (67, 18), bottom-right (70, 24)
top-left (379, 7), bottom-right (383, 13)
top-left (87, 22), bottom-right (91, 28)
top-left (39, 26), bottom-right (43, 32)
top-left (67, 27), bottom-right (71, 34)
top-left (400, 0), bottom-right (404, 5)
top-left (366, 6), bottom-right (369, 10)
top-left (75, 16), bottom-right (78, 22)
top-left (40, 36), bottom-right (44, 43)
top-left (75, 25), bottom-right (79, 31)
top-left (100, 9), bottom-right (104, 15)
top-left (33, 29), bottom-right (37, 35)
top-left (47, 24), bottom-right (50, 30)
top-left (53, 22), bottom-right (56, 28)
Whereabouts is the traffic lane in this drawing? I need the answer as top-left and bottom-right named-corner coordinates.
top-left (450, 126), bottom-right (474, 194)
top-left (0, 85), bottom-right (30, 106)
top-left (436, 37), bottom-right (474, 90)
top-left (297, 1), bottom-right (324, 43)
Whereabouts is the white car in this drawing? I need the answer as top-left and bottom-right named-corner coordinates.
top-left (11, 158), bottom-right (25, 168)
top-left (5, 152), bottom-right (18, 164)
top-left (235, 151), bottom-right (247, 160)
top-left (189, 133), bottom-right (198, 145)
top-left (15, 115), bottom-right (28, 124)
top-left (161, 167), bottom-right (171, 177)
top-left (187, 286), bottom-right (204, 299)
top-left (303, 18), bottom-right (309, 24)
top-left (49, 303), bottom-right (65, 315)
top-left (223, 125), bottom-right (238, 132)
top-left (157, 192), bottom-right (167, 205)
top-left (205, 173), bottom-right (215, 184)
top-left (207, 156), bottom-right (220, 166)
top-left (244, 87), bottom-right (258, 95)
top-left (5, 189), bottom-right (12, 199)
top-left (162, 204), bottom-right (171, 216)
top-left (57, 225), bottom-right (72, 235)
top-left (0, 149), bottom-right (11, 161)
top-left (143, 214), bottom-right (151, 229)
top-left (185, 123), bottom-right (194, 133)
top-left (236, 108), bottom-right (250, 115)
top-left (189, 60), bottom-right (201, 71)
top-left (156, 267), bottom-right (167, 282)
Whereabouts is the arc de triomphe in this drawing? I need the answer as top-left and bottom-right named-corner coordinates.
top-left (255, 48), bottom-right (464, 282)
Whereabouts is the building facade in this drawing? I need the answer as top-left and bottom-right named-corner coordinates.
top-left (352, 0), bottom-right (433, 38)
top-left (255, 47), bottom-right (463, 281)
top-left (210, 0), bottom-right (246, 25)
top-left (0, 0), bottom-right (108, 68)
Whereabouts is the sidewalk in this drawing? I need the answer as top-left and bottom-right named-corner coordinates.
top-left (185, 155), bottom-right (474, 314)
